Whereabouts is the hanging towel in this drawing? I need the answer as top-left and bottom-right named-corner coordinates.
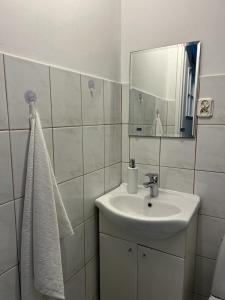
top-left (21, 112), bottom-right (73, 300)
top-left (152, 110), bottom-right (164, 136)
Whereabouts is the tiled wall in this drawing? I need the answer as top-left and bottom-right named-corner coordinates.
top-left (0, 53), bottom-right (122, 300)
top-left (122, 75), bottom-right (225, 300)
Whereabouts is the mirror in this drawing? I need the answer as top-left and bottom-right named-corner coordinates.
top-left (129, 41), bottom-right (201, 137)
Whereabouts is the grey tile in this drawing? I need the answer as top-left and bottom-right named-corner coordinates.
top-left (195, 256), bottom-right (215, 297)
top-left (105, 163), bottom-right (121, 192)
top-left (0, 266), bottom-right (20, 300)
top-left (86, 256), bottom-right (98, 300)
top-left (195, 171), bottom-right (225, 218)
top-left (50, 68), bottom-right (82, 127)
top-left (0, 201), bottom-right (17, 275)
top-left (11, 128), bottom-right (53, 198)
top-left (15, 198), bottom-right (23, 259)
top-left (160, 138), bottom-right (196, 169)
top-left (193, 294), bottom-right (208, 300)
top-left (130, 137), bottom-right (160, 165)
top-left (4, 56), bottom-right (51, 129)
top-left (61, 223), bottom-right (84, 281)
top-left (83, 126), bottom-right (104, 173)
top-left (122, 124), bottom-right (129, 162)
top-left (104, 81), bottom-right (121, 124)
top-left (59, 177), bottom-right (84, 228)
top-left (81, 76), bottom-right (104, 125)
top-left (65, 268), bottom-right (85, 300)
top-left (198, 75), bottom-right (225, 125)
top-left (85, 216), bottom-right (98, 263)
top-left (84, 169), bottom-right (104, 220)
top-left (196, 125), bottom-right (225, 172)
top-left (0, 55), bottom-right (8, 130)
top-left (197, 215), bottom-right (225, 259)
top-left (122, 84), bottom-right (129, 124)
top-left (160, 167), bottom-right (194, 193)
top-left (54, 127), bottom-right (83, 182)
top-left (105, 124), bottom-right (121, 166)
top-left (0, 132), bottom-right (13, 204)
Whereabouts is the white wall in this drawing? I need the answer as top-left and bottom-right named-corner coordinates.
top-left (121, 0), bottom-right (225, 82)
top-left (0, 0), bottom-right (121, 81)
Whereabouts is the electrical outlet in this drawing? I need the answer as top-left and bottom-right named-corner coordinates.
top-left (197, 98), bottom-right (214, 118)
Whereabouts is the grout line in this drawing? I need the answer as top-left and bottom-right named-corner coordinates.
top-left (195, 254), bottom-right (216, 261)
top-left (79, 73), bottom-right (87, 300)
top-left (1, 50), bottom-right (121, 84)
top-left (0, 264), bottom-right (19, 278)
top-left (48, 67), bottom-right (56, 174)
top-left (199, 212), bottom-right (225, 221)
top-left (2, 54), bottom-right (21, 297)
top-left (0, 198), bottom-right (15, 207)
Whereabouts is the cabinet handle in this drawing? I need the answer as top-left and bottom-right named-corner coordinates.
top-left (128, 248), bottom-right (132, 252)
top-left (142, 253), bottom-right (146, 257)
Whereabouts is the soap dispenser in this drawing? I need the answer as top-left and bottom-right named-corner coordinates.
top-left (127, 159), bottom-right (138, 194)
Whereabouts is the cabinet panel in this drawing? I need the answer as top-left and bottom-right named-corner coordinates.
top-left (100, 233), bottom-right (137, 300)
top-left (138, 246), bottom-right (184, 300)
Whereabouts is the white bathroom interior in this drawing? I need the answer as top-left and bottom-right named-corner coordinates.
top-left (0, 1), bottom-right (225, 300)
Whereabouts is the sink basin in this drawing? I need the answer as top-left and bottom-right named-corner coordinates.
top-left (95, 183), bottom-right (200, 239)
top-left (111, 195), bottom-right (181, 218)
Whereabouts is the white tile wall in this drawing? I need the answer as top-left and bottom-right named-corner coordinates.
top-left (0, 132), bottom-right (13, 204)
top-left (0, 202), bottom-right (17, 274)
top-left (50, 68), bottom-right (82, 127)
top-left (53, 127), bottom-right (83, 182)
top-left (85, 256), bottom-right (99, 300)
top-left (59, 177), bottom-right (84, 228)
top-left (61, 223), bottom-right (85, 281)
top-left (84, 169), bottom-right (104, 220)
top-left (194, 256), bottom-right (215, 297)
top-left (85, 216), bottom-right (98, 263)
top-left (105, 163), bottom-right (121, 192)
top-left (121, 74), bottom-right (225, 299)
top-left (196, 125), bottom-right (225, 172)
top-left (0, 55), bottom-right (8, 130)
top-left (0, 266), bottom-right (20, 300)
top-left (65, 268), bottom-right (85, 300)
top-left (81, 76), bottom-right (104, 125)
top-left (160, 167), bottom-right (194, 193)
top-left (160, 138), bottom-right (196, 169)
top-left (4, 56), bottom-right (51, 129)
top-left (105, 124), bottom-right (122, 166)
top-left (83, 125), bottom-right (104, 173)
top-left (104, 81), bottom-right (122, 124)
top-left (130, 136), bottom-right (160, 165)
top-left (0, 53), bottom-right (122, 299)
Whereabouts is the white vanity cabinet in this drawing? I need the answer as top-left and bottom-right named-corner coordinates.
top-left (138, 246), bottom-right (184, 300)
top-left (100, 234), bottom-right (137, 300)
top-left (99, 212), bottom-right (197, 300)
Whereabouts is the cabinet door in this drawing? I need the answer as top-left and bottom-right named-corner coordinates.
top-left (100, 233), bottom-right (137, 300)
top-left (138, 246), bottom-right (184, 300)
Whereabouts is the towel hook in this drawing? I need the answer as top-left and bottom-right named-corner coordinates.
top-left (24, 90), bottom-right (37, 119)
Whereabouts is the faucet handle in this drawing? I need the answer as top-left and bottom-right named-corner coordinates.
top-left (145, 173), bottom-right (158, 183)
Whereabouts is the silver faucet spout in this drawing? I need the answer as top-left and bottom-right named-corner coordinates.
top-left (143, 173), bottom-right (159, 197)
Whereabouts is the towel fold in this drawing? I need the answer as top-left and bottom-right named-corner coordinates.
top-left (21, 112), bottom-right (73, 300)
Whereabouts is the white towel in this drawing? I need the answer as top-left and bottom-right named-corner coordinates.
top-left (21, 112), bottom-right (73, 300)
top-left (152, 111), bottom-right (163, 136)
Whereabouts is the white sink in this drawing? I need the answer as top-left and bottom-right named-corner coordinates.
top-left (95, 183), bottom-right (200, 239)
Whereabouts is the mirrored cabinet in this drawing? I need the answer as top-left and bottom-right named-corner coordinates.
top-left (129, 42), bottom-right (201, 137)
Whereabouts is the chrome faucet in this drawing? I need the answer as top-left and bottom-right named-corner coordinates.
top-left (143, 173), bottom-right (159, 197)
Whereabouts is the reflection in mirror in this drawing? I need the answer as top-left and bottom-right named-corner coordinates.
top-left (129, 42), bottom-right (201, 138)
